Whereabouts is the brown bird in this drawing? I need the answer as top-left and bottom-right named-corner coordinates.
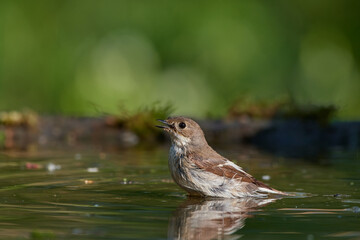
top-left (157, 116), bottom-right (289, 198)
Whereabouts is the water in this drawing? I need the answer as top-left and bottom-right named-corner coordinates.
top-left (0, 147), bottom-right (359, 239)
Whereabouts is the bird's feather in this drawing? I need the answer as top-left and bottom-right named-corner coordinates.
top-left (188, 153), bottom-right (286, 195)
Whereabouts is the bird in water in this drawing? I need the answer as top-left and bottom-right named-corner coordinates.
top-left (157, 116), bottom-right (290, 198)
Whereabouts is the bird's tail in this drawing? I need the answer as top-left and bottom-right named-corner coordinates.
top-left (258, 186), bottom-right (294, 196)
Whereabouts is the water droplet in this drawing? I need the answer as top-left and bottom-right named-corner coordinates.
top-left (262, 175), bottom-right (271, 181)
top-left (87, 167), bottom-right (99, 173)
top-left (47, 163), bottom-right (61, 172)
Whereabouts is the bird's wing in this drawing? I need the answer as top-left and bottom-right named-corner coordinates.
top-left (189, 155), bottom-right (282, 194)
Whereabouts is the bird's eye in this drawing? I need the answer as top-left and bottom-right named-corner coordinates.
top-left (179, 122), bottom-right (186, 129)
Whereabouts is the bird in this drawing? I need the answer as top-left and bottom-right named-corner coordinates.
top-left (156, 116), bottom-right (289, 198)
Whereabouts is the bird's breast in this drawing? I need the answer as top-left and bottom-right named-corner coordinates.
top-left (169, 145), bottom-right (189, 184)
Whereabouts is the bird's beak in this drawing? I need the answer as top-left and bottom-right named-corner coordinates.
top-left (156, 119), bottom-right (173, 130)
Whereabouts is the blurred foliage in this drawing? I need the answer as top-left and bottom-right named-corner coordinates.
top-left (227, 96), bottom-right (336, 124)
top-left (106, 102), bottom-right (174, 140)
top-left (0, 110), bottom-right (38, 127)
top-left (0, 0), bottom-right (359, 119)
top-left (227, 97), bottom-right (284, 120)
top-left (277, 103), bottom-right (337, 124)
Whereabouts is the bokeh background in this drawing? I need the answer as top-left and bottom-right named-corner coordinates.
top-left (1, 0), bottom-right (359, 118)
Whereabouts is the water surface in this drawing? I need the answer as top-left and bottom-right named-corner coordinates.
top-left (0, 147), bottom-right (359, 239)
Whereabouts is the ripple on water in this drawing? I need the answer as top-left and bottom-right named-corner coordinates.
top-left (0, 149), bottom-right (359, 239)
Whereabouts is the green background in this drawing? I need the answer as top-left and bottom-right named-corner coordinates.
top-left (1, 0), bottom-right (359, 118)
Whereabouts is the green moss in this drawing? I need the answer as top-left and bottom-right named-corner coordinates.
top-left (0, 110), bottom-right (38, 127)
top-left (227, 96), bottom-right (336, 124)
top-left (227, 96), bottom-right (284, 120)
top-left (107, 102), bottom-right (174, 140)
top-left (277, 103), bottom-right (337, 124)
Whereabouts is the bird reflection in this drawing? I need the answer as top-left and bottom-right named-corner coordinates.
top-left (168, 197), bottom-right (278, 240)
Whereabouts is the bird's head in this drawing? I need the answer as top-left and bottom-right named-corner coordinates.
top-left (156, 117), bottom-right (206, 148)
